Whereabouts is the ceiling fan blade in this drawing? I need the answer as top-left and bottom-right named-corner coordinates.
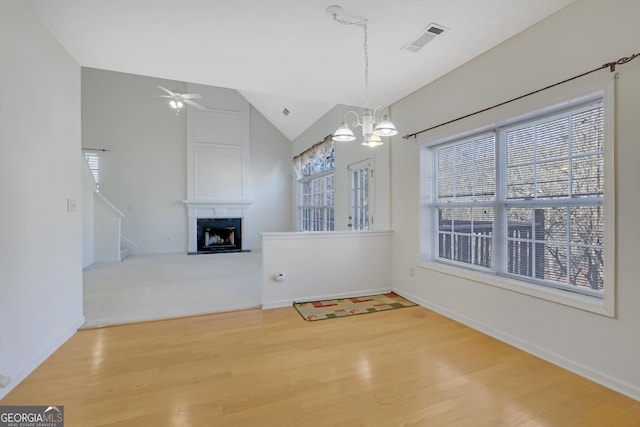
top-left (157, 85), bottom-right (176, 96)
top-left (180, 93), bottom-right (202, 99)
top-left (155, 95), bottom-right (172, 98)
top-left (183, 98), bottom-right (206, 110)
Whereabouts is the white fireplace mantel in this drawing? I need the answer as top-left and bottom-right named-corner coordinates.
top-left (183, 199), bottom-right (253, 209)
top-left (183, 91), bottom-right (253, 253)
top-left (183, 199), bottom-right (253, 253)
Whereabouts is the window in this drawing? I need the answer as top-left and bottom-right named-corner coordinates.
top-left (348, 159), bottom-right (374, 230)
top-left (293, 136), bottom-right (335, 231)
top-left (83, 150), bottom-right (101, 191)
top-left (300, 173), bottom-right (335, 231)
top-left (435, 133), bottom-right (495, 268)
top-left (425, 96), bottom-right (612, 305)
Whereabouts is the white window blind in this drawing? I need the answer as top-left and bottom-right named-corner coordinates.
top-left (434, 133), bottom-right (495, 268)
top-left (83, 150), bottom-right (101, 191)
top-left (501, 103), bottom-right (604, 293)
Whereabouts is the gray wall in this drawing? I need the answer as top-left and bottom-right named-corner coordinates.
top-left (248, 105), bottom-right (294, 242)
top-left (81, 68), bottom-right (291, 253)
top-left (0, 0), bottom-right (84, 399)
top-left (390, 0), bottom-right (640, 399)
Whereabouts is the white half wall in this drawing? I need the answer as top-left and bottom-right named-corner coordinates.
top-left (261, 231), bottom-right (392, 308)
top-left (0, 0), bottom-right (84, 399)
top-left (389, 0), bottom-right (640, 400)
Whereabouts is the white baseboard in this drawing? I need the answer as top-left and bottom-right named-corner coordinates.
top-left (0, 316), bottom-right (84, 400)
top-left (393, 288), bottom-right (640, 402)
top-left (262, 288), bottom-right (392, 310)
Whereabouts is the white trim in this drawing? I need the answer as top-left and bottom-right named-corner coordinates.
top-left (0, 317), bottom-right (84, 400)
top-left (393, 288), bottom-right (640, 402)
top-left (183, 199), bottom-right (254, 207)
top-left (601, 77), bottom-right (616, 316)
top-left (261, 230), bottom-right (392, 240)
top-left (348, 158), bottom-right (375, 231)
top-left (296, 168), bottom-right (334, 183)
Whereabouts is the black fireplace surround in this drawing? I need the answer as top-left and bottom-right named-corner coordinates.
top-left (195, 217), bottom-right (243, 254)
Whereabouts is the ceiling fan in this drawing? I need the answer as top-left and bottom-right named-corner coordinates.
top-left (156, 86), bottom-right (206, 114)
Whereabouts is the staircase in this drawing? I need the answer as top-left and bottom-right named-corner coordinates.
top-left (119, 235), bottom-right (138, 261)
top-left (83, 150), bottom-right (136, 264)
top-left (94, 192), bottom-right (127, 262)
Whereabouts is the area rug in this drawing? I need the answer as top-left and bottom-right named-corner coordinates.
top-left (293, 292), bottom-right (417, 321)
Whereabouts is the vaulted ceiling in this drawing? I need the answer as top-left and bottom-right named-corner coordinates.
top-left (24, 0), bottom-right (576, 140)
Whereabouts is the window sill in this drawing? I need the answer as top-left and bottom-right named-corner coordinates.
top-left (262, 230), bottom-right (393, 240)
top-left (416, 260), bottom-right (614, 317)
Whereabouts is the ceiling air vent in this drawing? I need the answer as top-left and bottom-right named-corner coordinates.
top-left (402, 23), bottom-right (447, 53)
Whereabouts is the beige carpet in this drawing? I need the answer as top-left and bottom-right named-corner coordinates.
top-left (82, 251), bottom-right (262, 328)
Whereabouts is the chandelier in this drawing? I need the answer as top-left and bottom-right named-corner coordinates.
top-left (328, 5), bottom-right (398, 147)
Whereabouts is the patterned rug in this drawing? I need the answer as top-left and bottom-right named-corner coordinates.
top-left (293, 292), bottom-right (417, 321)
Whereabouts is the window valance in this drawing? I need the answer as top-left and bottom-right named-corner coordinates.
top-left (292, 135), bottom-right (335, 180)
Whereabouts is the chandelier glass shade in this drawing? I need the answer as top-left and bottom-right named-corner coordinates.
top-left (333, 107), bottom-right (398, 147)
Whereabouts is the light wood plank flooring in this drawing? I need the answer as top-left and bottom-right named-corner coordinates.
top-left (2, 306), bottom-right (639, 426)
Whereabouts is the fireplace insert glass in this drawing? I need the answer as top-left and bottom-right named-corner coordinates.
top-left (196, 218), bottom-right (242, 253)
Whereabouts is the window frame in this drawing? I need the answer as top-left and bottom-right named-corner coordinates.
top-left (419, 88), bottom-right (615, 317)
top-left (348, 158), bottom-right (374, 231)
top-left (294, 138), bottom-right (335, 232)
top-left (298, 170), bottom-right (335, 232)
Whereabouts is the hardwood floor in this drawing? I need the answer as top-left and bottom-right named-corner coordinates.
top-left (2, 306), bottom-right (639, 426)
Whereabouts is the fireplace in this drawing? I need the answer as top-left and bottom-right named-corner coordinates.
top-left (196, 218), bottom-right (243, 253)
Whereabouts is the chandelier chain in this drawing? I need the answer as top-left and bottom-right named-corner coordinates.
top-left (330, 8), bottom-right (398, 146)
top-left (333, 15), bottom-right (369, 107)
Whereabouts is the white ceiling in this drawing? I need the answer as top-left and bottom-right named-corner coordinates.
top-left (24, 0), bottom-right (575, 140)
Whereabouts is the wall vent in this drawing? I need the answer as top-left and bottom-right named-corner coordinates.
top-left (402, 23), bottom-right (447, 53)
